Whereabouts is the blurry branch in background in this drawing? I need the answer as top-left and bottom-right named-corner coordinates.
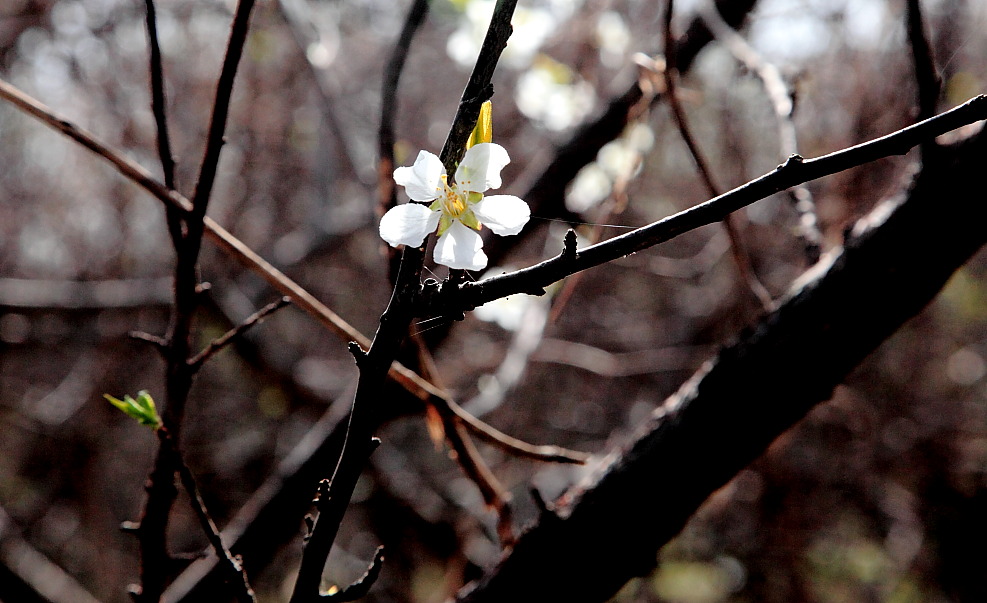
top-left (276, 0), bottom-right (367, 185)
top-left (905, 0), bottom-right (942, 125)
top-left (0, 277), bottom-right (172, 310)
top-left (378, 0), bottom-right (431, 282)
top-left (431, 94), bottom-right (987, 315)
top-left (457, 103), bottom-right (987, 603)
top-left (661, 0), bottom-right (773, 310)
top-left (699, 0), bottom-right (824, 264)
top-left (0, 504), bottom-right (104, 603)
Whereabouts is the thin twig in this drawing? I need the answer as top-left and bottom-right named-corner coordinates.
top-left (448, 397), bottom-right (590, 464)
top-left (142, 0), bottom-right (183, 244)
top-left (188, 296), bottom-right (292, 371)
top-left (165, 428), bottom-right (256, 602)
top-left (379, 0), bottom-right (430, 216)
top-left (143, 0), bottom-right (176, 190)
top-left (379, 0), bottom-right (431, 282)
top-left (699, 0), bottom-right (823, 263)
top-left (662, 0), bottom-right (772, 310)
top-left (190, 0), bottom-right (256, 218)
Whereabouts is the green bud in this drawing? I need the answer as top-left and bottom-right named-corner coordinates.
top-left (104, 390), bottom-right (162, 430)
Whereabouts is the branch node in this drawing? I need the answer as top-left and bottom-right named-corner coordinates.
top-left (530, 487), bottom-right (560, 522)
top-left (195, 281), bottom-right (212, 296)
top-left (561, 229), bottom-right (578, 261)
top-left (129, 330), bottom-right (169, 353)
top-left (303, 515), bottom-right (316, 542)
top-left (347, 341), bottom-right (369, 366)
top-left (314, 478), bottom-right (331, 504)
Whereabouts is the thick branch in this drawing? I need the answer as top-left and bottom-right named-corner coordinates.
top-left (457, 117), bottom-right (987, 603)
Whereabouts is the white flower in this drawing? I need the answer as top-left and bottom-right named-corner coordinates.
top-left (379, 142), bottom-right (530, 271)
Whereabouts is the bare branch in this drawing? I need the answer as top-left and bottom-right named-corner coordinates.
top-left (166, 429), bottom-right (256, 602)
top-left (188, 296), bottom-right (292, 372)
top-left (438, 95), bottom-right (987, 315)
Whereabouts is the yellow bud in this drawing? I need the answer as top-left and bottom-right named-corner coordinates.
top-left (467, 101), bottom-right (493, 149)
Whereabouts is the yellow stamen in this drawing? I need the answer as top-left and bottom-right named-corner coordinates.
top-left (439, 174), bottom-right (467, 217)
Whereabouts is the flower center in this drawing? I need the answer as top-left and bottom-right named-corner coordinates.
top-left (439, 174), bottom-right (468, 218)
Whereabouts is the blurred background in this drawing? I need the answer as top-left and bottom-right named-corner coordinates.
top-left (1, 0), bottom-right (987, 601)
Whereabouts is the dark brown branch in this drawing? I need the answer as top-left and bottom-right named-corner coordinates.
top-left (165, 429), bottom-right (255, 602)
top-left (187, 296), bottom-right (292, 371)
top-left (378, 0), bottom-right (430, 215)
top-left (143, 0), bottom-right (176, 191)
top-left (437, 95), bottom-right (987, 315)
top-left (456, 111), bottom-right (987, 603)
top-left (906, 0), bottom-right (941, 124)
top-left (662, 0), bottom-right (772, 309)
top-left (190, 0), bottom-right (255, 218)
top-left (439, 0), bottom-right (519, 172)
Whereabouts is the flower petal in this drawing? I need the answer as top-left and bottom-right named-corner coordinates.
top-left (434, 220), bottom-right (488, 270)
top-left (379, 203), bottom-right (441, 248)
top-left (394, 151), bottom-right (444, 201)
top-left (472, 195), bottom-right (530, 236)
top-left (455, 142), bottom-right (510, 193)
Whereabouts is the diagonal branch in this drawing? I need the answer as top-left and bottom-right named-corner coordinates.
top-left (662, 0), bottom-right (772, 309)
top-left (436, 95), bottom-right (987, 316)
top-left (188, 296), bottom-right (292, 372)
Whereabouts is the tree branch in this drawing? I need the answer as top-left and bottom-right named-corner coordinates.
top-left (456, 111), bottom-right (987, 603)
top-left (435, 95), bottom-right (987, 316)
